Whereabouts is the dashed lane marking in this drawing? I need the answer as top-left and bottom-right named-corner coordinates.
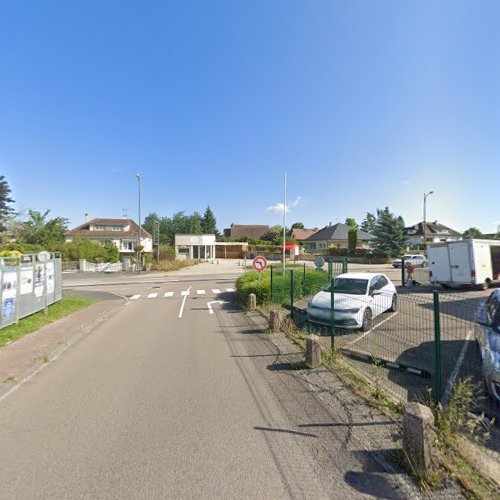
top-left (197, 290), bottom-right (206, 295)
top-left (212, 289), bottom-right (221, 294)
top-left (130, 294), bottom-right (140, 300)
top-left (164, 291), bottom-right (174, 297)
top-left (147, 293), bottom-right (159, 298)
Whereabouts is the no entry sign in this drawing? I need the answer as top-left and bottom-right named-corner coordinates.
top-left (252, 256), bottom-right (267, 272)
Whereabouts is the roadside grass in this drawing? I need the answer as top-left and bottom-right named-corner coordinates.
top-left (0, 295), bottom-right (95, 348)
top-left (151, 259), bottom-right (201, 272)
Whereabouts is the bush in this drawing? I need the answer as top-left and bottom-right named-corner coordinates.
top-left (151, 259), bottom-right (199, 272)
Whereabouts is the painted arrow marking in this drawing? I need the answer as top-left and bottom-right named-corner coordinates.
top-left (207, 300), bottom-right (226, 315)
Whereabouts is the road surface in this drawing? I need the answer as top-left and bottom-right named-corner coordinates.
top-left (0, 273), bottom-right (411, 499)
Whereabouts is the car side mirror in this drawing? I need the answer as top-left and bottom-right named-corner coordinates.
top-left (371, 290), bottom-right (382, 296)
top-left (320, 286), bottom-right (326, 291)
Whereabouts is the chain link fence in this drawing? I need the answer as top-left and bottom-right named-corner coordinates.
top-left (0, 253), bottom-right (63, 330)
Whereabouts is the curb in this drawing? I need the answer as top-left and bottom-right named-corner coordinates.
top-left (0, 299), bottom-right (128, 403)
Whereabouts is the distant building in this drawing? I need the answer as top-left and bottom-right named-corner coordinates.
top-left (175, 234), bottom-right (216, 260)
top-left (223, 224), bottom-right (270, 240)
top-left (303, 223), bottom-right (376, 252)
top-left (65, 218), bottom-right (152, 266)
top-left (291, 228), bottom-right (317, 241)
top-left (404, 221), bottom-right (462, 247)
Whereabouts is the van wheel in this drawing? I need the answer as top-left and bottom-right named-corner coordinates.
top-left (389, 294), bottom-right (398, 312)
top-left (361, 308), bottom-right (372, 332)
top-left (477, 280), bottom-right (490, 291)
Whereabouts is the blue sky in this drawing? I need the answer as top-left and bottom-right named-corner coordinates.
top-left (1, 1), bottom-right (499, 233)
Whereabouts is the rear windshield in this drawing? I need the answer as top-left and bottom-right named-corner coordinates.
top-left (326, 278), bottom-right (368, 295)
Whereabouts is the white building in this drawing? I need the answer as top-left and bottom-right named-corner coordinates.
top-left (175, 234), bottom-right (216, 261)
top-left (66, 218), bottom-right (153, 265)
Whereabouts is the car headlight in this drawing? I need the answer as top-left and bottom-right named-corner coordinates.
top-left (340, 308), bottom-right (361, 314)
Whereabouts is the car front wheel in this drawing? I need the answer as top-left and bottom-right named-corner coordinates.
top-left (361, 308), bottom-right (372, 332)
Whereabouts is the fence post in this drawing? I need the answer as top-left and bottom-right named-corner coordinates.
top-left (290, 270), bottom-right (294, 320)
top-left (15, 265), bottom-right (21, 324)
top-left (330, 279), bottom-right (335, 351)
top-left (401, 257), bottom-right (406, 286)
top-left (303, 262), bottom-right (306, 288)
top-left (433, 291), bottom-right (442, 404)
top-left (270, 265), bottom-right (273, 303)
top-left (328, 259), bottom-right (332, 282)
top-left (342, 257), bottom-right (348, 274)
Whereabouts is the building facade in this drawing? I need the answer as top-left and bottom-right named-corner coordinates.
top-left (404, 221), bottom-right (462, 247)
top-left (175, 234), bottom-right (216, 261)
top-left (303, 223), bottom-right (376, 252)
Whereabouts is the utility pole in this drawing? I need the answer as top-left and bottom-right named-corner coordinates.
top-left (423, 191), bottom-right (434, 248)
top-left (282, 171), bottom-right (287, 276)
top-left (136, 173), bottom-right (141, 273)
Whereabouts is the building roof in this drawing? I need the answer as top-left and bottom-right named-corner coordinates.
top-left (291, 228), bottom-right (317, 240)
top-left (66, 218), bottom-right (152, 238)
top-left (226, 224), bottom-right (270, 239)
top-left (404, 221), bottom-right (461, 237)
top-left (304, 223), bottom-right (377, 242)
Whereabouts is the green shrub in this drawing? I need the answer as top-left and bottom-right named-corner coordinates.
top-left (327, 247), bottom-right (388, 258)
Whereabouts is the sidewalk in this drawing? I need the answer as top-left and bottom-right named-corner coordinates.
top-left (0, 299), bottom-right (125, 400)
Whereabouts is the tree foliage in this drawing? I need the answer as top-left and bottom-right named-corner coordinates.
top-left (372, 207), bottom-right (407, 257)
top-left (291, 222), bottom-right (304, 229)
top-left (462, 227), bottom-right (484, 239)
top-left (201, 206), bottom-right (218, 234)
top-left (360, 212), bottom-right (377, 234)
top-left (0, 176), bottom-right (14, 232)
top-left (348, 228), bottom-right (358, 249)
top-left (345, 218), bottom-right (358, 229)
top-left (15, 210), bottom-right (68, 246)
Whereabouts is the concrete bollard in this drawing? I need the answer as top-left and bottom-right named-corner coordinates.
top-left (269, 310), bottom-right (280, 332)
top-left (248, 293), bottom-right (256, 310)
top-left (403, 402), bottom-right (436, 478)
top-left (305, 334), bottom-right (321, 368)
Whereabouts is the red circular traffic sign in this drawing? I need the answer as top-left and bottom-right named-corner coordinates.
top-left (252, 256), bottom-right (267, 272)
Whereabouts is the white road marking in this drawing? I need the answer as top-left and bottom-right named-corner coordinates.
top-left (164, 291), bottom-right (174, 298)
top-left (197, 290), bottom-right (206, 295)
top-left (443, 329), bottom-right (474, 405)
top-left (212, 289), bottom-right (221, 294)
top-left (147, 293), bottom-right (158, 298)
top-left (130, 294), bottom-right (141, 300)
top-left (226, 288), bottom-right (235, 292)
top-left (178, 286), bottom-right (192, 319)
top-left (345, 312), bottom-right (398, 348)
top-left (207, 300), bottom-right (226, 315)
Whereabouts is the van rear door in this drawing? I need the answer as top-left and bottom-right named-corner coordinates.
top-left (449, 241), bottom-right (472, 284)
top-left (428, 244), bottom-right (451, 282)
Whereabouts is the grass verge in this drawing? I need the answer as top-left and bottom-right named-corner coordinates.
top-left (0, 295), bottom-right (96, 348)
top-left (151, 259), bottom-right (201, 272)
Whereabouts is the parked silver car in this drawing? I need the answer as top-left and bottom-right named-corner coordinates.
top-left (475, 289), bottom-right (500, 401)
top-left (392, 254), bottom-right (427, 269)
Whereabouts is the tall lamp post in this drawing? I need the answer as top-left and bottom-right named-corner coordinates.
top-left (423, 190), bottom-right (434, 247)
top-left (136, 173), bottom-right (141, 273)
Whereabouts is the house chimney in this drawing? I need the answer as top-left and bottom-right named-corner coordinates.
top-left (329, 222), bottom-right (332, 227)
top-left (85, 213), bottom-right (88, 222)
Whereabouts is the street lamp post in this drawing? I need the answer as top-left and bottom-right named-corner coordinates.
top-left (423, 190), bottom-right (434, 247)
top-left (136, 173), bottom-right (141, 273)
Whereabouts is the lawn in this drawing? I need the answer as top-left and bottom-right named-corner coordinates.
top-left (0, 295), bottom-right (96, 348)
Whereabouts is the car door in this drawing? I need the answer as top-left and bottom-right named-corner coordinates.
top-left (368, 276), bottom-right (385, 317)
top-left (376, 275), bottom-right (393, 312)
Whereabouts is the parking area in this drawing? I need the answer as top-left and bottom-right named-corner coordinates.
top-left (294, 285), bottom-right (499, 420)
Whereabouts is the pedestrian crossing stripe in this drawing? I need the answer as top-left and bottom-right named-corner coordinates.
top-left (128, 288), bottom-right (235, 300)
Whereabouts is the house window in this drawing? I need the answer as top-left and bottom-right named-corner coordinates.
top-left (112, 226), bottom-right (124, 231)
top-left (94, 225), bottom-right (106, 231)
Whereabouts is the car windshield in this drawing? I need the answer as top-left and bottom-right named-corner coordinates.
top-left (325, 278), bottom-right (368, 295)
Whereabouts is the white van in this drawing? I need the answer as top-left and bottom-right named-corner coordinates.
top-left (428, 239), bottom-right (500, 290)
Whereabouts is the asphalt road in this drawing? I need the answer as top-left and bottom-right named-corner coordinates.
top-left (0, 274), bottom-right (409, 499)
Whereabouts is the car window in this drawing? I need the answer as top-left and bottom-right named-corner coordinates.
top-left (329, 278), bottom-right (368, 295)
top-left (487, 295), bottom-right (499, 324)
top-left (378, 276), bottom-right (389, 288)
top-left (369, 276), bottom-right (380, 292)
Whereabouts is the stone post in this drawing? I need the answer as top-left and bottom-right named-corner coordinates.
top-left (248, 293), bottom-right (256, 310)
top-left (305, 334), bottom-right (321, 368)
top-left (79, 259), bottom-right (86, 272)
top-left (403, 402), bottom-right (436, 478)
top-left (269, 310), bottom-right (280, 332)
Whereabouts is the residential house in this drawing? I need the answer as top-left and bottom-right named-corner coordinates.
top-left (223, 224), bottom-right (270, 240)
top-left (291, 228), bottom-right (317, 241)
top-left (66, 218), bottom-right (153, 266)
top-left (303, 223), bottom-right (376, 252)
top-left (404, 221), bottom-right (462, 247)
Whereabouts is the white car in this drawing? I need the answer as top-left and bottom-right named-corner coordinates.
top-left (307, 273), bottom-right (398, 331)
top-left (392, 254), bottom-right (427, 269)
